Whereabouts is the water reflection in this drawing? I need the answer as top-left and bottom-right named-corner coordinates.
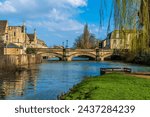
top-left (0, 66), bottom-right (39, 99)
top-left (0, 61), bottom-right (150, 100)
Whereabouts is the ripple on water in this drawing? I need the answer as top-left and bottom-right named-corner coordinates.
top-left (0, 61), bottom-right (150, 100)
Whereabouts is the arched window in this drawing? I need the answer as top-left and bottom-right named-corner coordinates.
top-left (14, 32), bottom-right (16, 36)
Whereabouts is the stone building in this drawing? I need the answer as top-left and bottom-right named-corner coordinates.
top-left (27, 30), bottom-right (38, 48)
top-left (8, 25), bottom-right (26, 46)
top-left (27, 30), bottom-right (47, 48)
top-left (37, 39), bottom-right (47, 48)
top-left (0, 20), bottom-right (8, 45)
top-left (0, 20), bottom-right (47, 55)
top-left (4, 43), bottom-right (23, 55)
top-left (103, 30), bottom-right (137, 49)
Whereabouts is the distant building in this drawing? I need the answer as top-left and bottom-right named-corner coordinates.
top-left (0, 20), bottom-right (47, 55)
top-left (53, 45), bottom-right (64, 49)
top-left (27, 30), bottom-right (38, 48)
top-left (102, 30), bottom-right (138, 49)
top-left (0, 20), bottom-right (9, 45)
top-left (37, 39), bottom-right (48, 48)
top-left (4, 43), bottom-right (24, 55)
top-left (7, 25), bottom-right (26, 47)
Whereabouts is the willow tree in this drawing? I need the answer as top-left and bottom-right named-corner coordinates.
top-left (139, 0), bottom-right (150, 53)
top-left (100, 0), bottom-right (150, 55)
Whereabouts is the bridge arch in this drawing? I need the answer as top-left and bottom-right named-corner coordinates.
top-left (100, 53), bottom-right (113, 61)
top-left (39, 53), bottom-right (63, 60)
top-left (67, 53), bottom-right (96, 61)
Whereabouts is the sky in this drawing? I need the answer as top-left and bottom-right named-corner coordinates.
top-left (0, 0), bottom-right (113, 47)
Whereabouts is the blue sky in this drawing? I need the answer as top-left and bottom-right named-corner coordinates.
top-left (0, 0), bottom-right (113, 47)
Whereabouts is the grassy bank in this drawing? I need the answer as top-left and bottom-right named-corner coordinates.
top-left (60, 73), bottom-right (150, 100)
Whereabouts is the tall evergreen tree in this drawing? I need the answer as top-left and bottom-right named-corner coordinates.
top-left (83, 23), bottom-right (90, 48)
top-left (73, 24), bottom-right (98, 49)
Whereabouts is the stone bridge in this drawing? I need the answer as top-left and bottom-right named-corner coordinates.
top-left (35, 48), bottom-right (113, 61)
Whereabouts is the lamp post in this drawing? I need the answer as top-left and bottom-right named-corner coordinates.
top-left (62, 42), bottom-right (64, 48)
top-left (66, 40), bottom-right (68, 48)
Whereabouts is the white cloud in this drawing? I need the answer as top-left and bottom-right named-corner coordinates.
top-left (46, 0), bottom-right (87, 8)
top-left (48, 8), bottom-right (71, 21)
top-left (0, 0), bottom-right (38, 13)
top-left (27, 19), bottom-right (83, 32)
top-left (0, 0), bottom-right (88, 46)
top-left (0, 1), bottom-right (16, 13)
top-left (66, 0), bottom-right (87, 7)
top-left (0, 0), bottom-right (87, 14)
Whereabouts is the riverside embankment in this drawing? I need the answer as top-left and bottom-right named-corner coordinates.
top-left (59, 73), bottom-right (150, 100)
top-left (0, 54), bottom-right (42, 72)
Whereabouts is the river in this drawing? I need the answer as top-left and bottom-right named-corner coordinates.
top-left (0, 60), bottom-right (150, 100)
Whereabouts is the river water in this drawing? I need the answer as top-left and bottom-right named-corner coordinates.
top-left (0, 60), bottom-right (150, 100)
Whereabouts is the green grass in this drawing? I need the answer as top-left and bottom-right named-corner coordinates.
top-left (60, 73), bottom-right (150, 100)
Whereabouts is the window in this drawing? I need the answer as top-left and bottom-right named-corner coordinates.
top-left (113, 40), bottom-right (117, 49)
top-left (120, 40), bottom-right (122, 44)
top-left (113, 40), bottom-right (116, 44)
top-left (14, 32), bottom-right (16, 36)
top-left (22, 26), bottom-right (24, 33)
top-left (116, 33), bottom-right (119, 38)
top-left (6, 35), bottom-right (8, 40)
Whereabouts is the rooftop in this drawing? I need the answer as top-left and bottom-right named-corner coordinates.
top-left (27, 34), bottom-right (34, 41)
top-left (7, 43), bottom-right (22, 48)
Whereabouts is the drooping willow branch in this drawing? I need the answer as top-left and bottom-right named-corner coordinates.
top-left (100, 0), bottom-right (150, 54)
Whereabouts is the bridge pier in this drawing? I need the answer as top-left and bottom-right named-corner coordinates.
top-left (63, 48), bottom-right (71, 61)
top-left (96, 57), bottom-right (100, 61)
top-left (62, 57), bottom-right (71, 61)
top-left (101, 57), bottom-right (104, 61)
top-left (66, 57), bottom-right (72, 61)
top-left (96, 49), bottom-right (100, 61)
top-left (43, 56), bottom-right (48, 60)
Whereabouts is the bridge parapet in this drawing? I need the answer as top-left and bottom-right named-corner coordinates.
top-left (35, 48), bottom-right (114, 61)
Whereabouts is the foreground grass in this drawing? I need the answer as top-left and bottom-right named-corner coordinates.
top-left (60, 73), bottom-right (150, 100)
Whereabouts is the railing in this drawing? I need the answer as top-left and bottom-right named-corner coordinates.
top-left (100, 67), bottom-right (132, 75)
top-left (35, 48), bottom-right (113, 52)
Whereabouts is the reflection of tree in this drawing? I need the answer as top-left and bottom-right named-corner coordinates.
top-left (0, 66), bottom-right (39, 99)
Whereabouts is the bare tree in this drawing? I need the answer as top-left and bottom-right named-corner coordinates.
top-left (73, 24), bottom-right (99, 49)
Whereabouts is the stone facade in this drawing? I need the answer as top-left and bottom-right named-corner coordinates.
top-left (0, 20), bottom-right (47, 55)
top-left (7, 25), bottom-right (26, 47)
top-left (37, 39), bottom-right (47, 48)
top-left (0, 20), bottom-right (8, 44)
top-left (0, 54), bottom-right (42, 72)
top-left (103, 30), bottom-right (137, 49)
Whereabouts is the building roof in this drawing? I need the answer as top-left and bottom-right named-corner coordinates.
top-left (37, 39), bottom-right (47, 47)
top-left (27, 34), bottom-right (34, 41)
top-left (6, 43), bottom-right (21, 48)
top-left (37, 39), bottom-right (44, 43)
top-left (0, 20), bottom-right (8, 35)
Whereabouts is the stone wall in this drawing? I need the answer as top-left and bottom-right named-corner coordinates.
top-left (4, 48), bottom-right (23, 55)
top-left (0, 47), bottom-right (4, 55)
top-left (0, 54), bottom-right (42, 72)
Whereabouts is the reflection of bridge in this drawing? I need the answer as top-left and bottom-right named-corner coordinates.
top-left (35, 48), bottom-right (114, 61)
